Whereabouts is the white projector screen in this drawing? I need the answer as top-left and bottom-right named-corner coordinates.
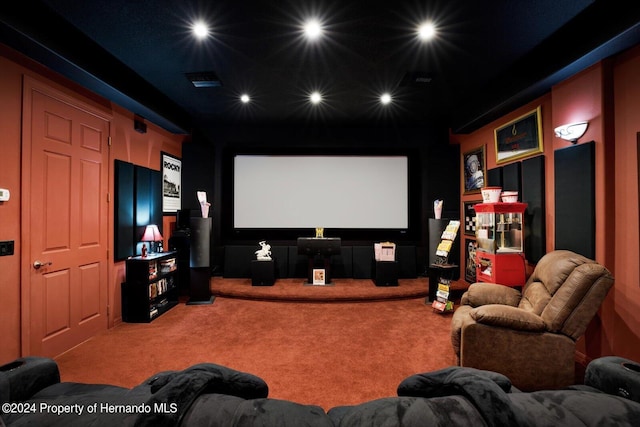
top-left (234, 155), bottom-right (409, 229)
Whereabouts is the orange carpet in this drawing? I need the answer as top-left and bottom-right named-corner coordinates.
top-left (54, 295), bottom-right (457, 410)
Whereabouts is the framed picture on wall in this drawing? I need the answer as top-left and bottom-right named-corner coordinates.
top-left (463, 201), bottom-right (480, 236)
top-left (464, 238), bottom-right (477, 283)
top-left (463, 146), bottom-right (486, 194)
top-left (494, 106), bottom-right (543, 164)
top-left (162, 152), bottom-right (182, 214)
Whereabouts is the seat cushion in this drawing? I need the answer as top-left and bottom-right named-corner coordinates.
top-left (182, 394), bottom-right (333, 427)
top-left (328, 396), bottom-right (486, 427)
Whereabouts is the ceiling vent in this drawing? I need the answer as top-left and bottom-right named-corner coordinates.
top-left (186, 72), bottom-right (223, 88)
top-left (399, 71), bottom-right (434, 87)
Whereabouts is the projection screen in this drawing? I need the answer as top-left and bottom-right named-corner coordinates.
top-left (233, 155), bottom-right (409, 229)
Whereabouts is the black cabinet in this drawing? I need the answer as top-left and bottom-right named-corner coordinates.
top-left (251, 260), bottom-right (275, 286)
top-left (122, 251), bottom-right (179, 322)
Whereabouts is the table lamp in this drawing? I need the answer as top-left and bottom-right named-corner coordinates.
top-left (141, 224), bottom-right (163, 255)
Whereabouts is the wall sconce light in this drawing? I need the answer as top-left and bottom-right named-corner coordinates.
top-left (141, 224), bottom-right (163, 256)
top-left (554, 121), bottom-right (588, 143)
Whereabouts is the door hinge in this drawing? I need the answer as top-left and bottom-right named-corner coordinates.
top-left (107, 192), bottom-right (111, 203)
top-left (108, 136), bottom-right (112, 147)
top-left (107, 305), bottom-right (110, 317)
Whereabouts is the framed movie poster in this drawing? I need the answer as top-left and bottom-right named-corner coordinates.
top-left (464, 239), bottom-right (477, 283)
top-left (494, 106), bottom-right (543, 164)
top-left (463, 146), bottom-right (486, 194)
top-left (463, 201), bottom-right (480, 236)
top-left (162, 152), bottom-right (181, 214)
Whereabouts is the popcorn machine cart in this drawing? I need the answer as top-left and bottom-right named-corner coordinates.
top-left (474, 202), bottom-right (527, 287)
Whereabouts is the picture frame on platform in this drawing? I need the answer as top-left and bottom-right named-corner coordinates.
top-left (463, 201), bottom-right (480, 236)
top-left (463, 146), bottom-right (486, 194)
top-left (494, 106), bottom-right (543, 164)
top-left (162, 152), bottom-right (181, 214)
top-left (313, 269), bottom-right (326, 285)
top-left (465, 239), bottom-right (477, 283)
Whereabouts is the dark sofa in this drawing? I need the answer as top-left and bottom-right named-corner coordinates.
top-left (2, 356), bottom-right (640, 426)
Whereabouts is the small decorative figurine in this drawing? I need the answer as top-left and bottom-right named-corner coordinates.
top-left (141, 243), bottom-right (148, 258)
top-left (255, 240), bottom-right (272, 261)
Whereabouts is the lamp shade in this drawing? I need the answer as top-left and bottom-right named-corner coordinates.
top-left (554, 121), bottom-right (588, 142)
top-left (141, 224), bottom-right (163, 242)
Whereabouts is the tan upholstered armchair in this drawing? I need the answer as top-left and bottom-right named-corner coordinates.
top-left (451, 250), bottom-right (614, 391)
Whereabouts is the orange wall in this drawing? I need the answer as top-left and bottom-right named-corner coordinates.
top-left (0, 49), bottom-right (25, 362)
top-left (609, 46), bottom-right (640, 359)
top-left (452, 45), bottom-right (640, 363)
top-left (0, 46), bottom-right (185, 364)
top-left (108, 105), bottom-right (182, 328)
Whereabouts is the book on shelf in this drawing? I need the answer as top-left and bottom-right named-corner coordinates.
top-left (435, 219), bottom-right (460, 259)
top-left (148, 261), bottom-right (158, 280)
top-left (440, 220), bottom-right (460, 240)
top-left (436, 289), bottom-right (450, 301)
top-left (432, 278), bottom-right (453, 312)
top-left (436, 240), bottom-right (453, 257)
top-left (431, 299), bottom-right (454, 312)
top-left (159, 258), bottom-right (177, 274)
top-left (149, 283), bottom-right (158, 299)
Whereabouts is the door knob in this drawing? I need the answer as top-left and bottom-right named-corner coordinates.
top-left (33, 260), bottom-right (53, 270)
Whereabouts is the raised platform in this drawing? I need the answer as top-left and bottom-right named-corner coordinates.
top-left (210, 277), bottom-right (431, 302)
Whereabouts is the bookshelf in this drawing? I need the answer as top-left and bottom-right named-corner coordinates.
top-left (122, 251), bottom-right (179, 322)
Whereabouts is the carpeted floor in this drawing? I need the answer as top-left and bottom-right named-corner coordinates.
top-left (54, 294), bottom-right (458, 410)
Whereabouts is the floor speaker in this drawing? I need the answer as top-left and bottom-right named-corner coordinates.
top-left (189, 218), bottom-right (211, 268)
top-left (168, 230), bottom-right (190, 297)
top-left (187, 217), bottom-right (213, 304)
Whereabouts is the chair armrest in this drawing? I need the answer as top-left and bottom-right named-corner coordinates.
top-left (463, 283), bottom-right (522, 307)
top-left (0, 357), bottom-right (60, 403)
top-left (585, 356), bottom-right (640, 403)
top-left (470, 305), bottom-right (546, 332)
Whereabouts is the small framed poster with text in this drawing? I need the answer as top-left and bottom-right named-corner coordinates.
top-left (162, 152), bottom-right (181, 214)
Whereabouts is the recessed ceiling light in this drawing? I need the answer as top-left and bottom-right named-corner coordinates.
top-left (240, 94), bottom-right (250, 104)
top-left (304, 19), bottom-right (323, 40)
top-left (309, 91), bottom-right (323, 104)
top-left (380, 93), bottom-right (392, 105)
top-left (417, 22), bottom-right (436, 41)
top-left (192, 21), bottom-right (210, 39)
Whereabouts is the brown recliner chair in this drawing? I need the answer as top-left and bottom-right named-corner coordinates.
top-left (451, 250), bottom-right (614, 391)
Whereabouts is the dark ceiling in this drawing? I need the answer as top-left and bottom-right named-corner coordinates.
top-left (2, 1), bottom-right (640, 134)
